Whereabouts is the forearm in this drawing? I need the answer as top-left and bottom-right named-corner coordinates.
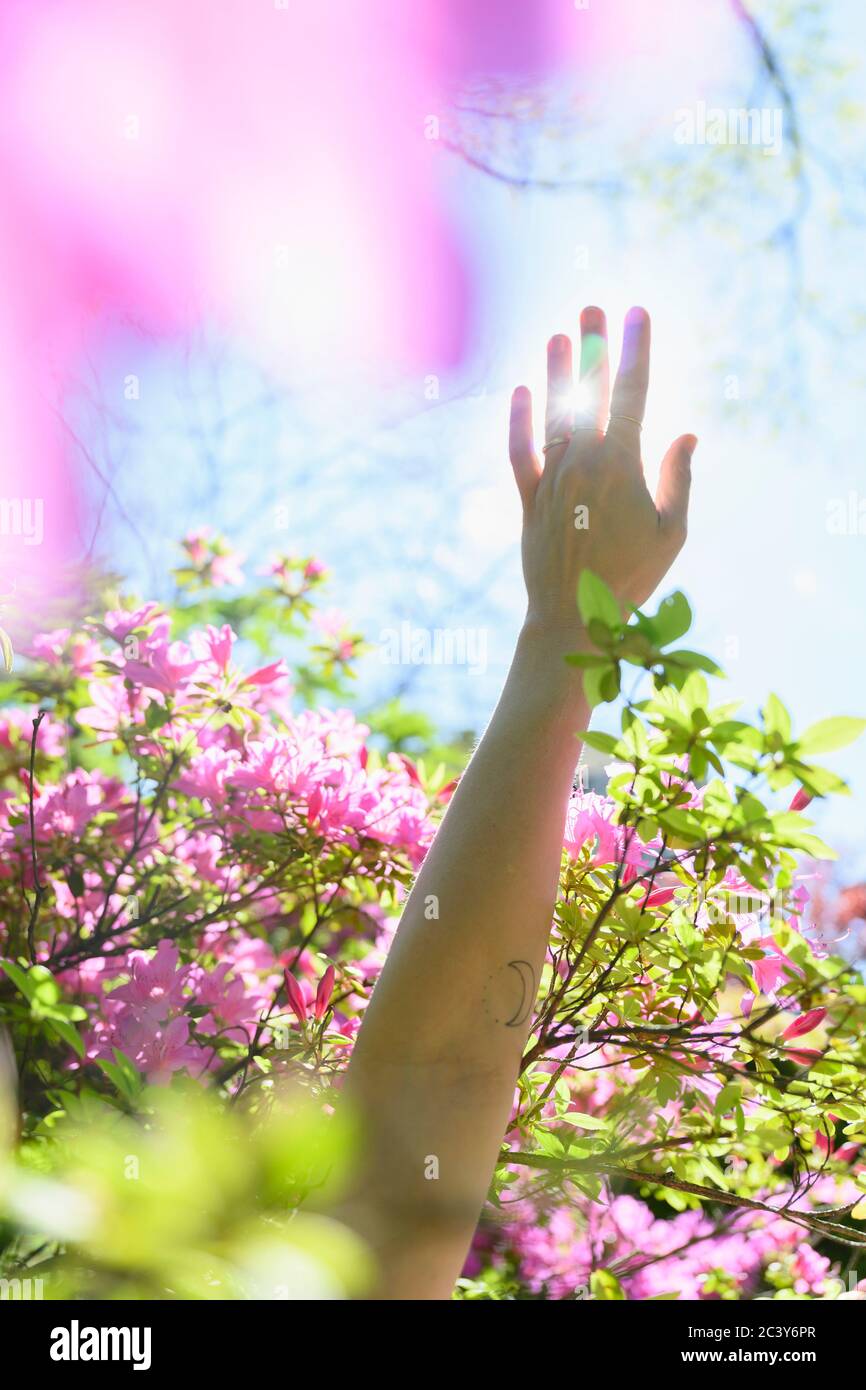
top-left (343, 621), bottom-right (588, 1297)
top-left (341, 303), bottom-right (692, 1297)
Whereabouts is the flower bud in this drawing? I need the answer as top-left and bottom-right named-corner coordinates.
top-left (284, 970), bottom-right (308, 1023)
top-left (314, 964), bottom-right (336, 1020)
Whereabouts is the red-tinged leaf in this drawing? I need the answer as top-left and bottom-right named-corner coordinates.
top-left (781, 1008), bottom-right (827, 1041)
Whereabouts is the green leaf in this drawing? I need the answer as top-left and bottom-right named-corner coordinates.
top-left (710, 720), bottom-right (759, 749)
top-left (28, 965), bottom-right (61, 1008)
top-left (781, 832), bottom-right (837, 860)
top-left (763, 693), bottom-right (792, 741)
top-left (657, 808), bottom-right (705, 844)
top-left (586, 618), bottom-right (615, 650)
top-left (564, 652), bottom-right (608, 669)
top-left (0, 958), bottom-right (32, 998)
top-left (145, 702), bottom-right (173, 731)
top-left (583, 662), bottom-right (621, 708)
top-left (714, 1083), bottom-right (741, 1116)
top-left (756, 1127), bottom-right (791, 1151)
top-left (600, 664), bottom-right (622, 703)
top-left (95, 1058), bottom-right (126, 1091)
top-left (67, 866), bottom-right (86, 897)
top-left (797, 717), bottom-right (866, 755)
top-left (96, 1051), bottom-right (142, 1101)
top-left (664, 649), bottom-right (722, 676)
top-left (560, 1111), bottom-right (607, 1130)
top-left (789, 763), bottom-right (849, 797)
top-left (577, 571), bottom-right (621, 632)
top-left (577, 731), bottom-right (621, 755)
top-left (617, 628), bottom-right (656, 663)
top-left (648, 591), bottom-right (692, 647)
top-left (533, 1132), bottom-right (566, 1158)
top-left (620, 708), bottom-right (649, 758)
top-left (112, 1048), bottom-right (141, 1084)
top-left (590, 1270), bottom-right (626, 1300)
top-left (680, 672), bottom-right (709, 713)
top-left (46, 1016), bottom-right (84, 1058)
top-left (656, 1073), bottom-right (679, 1105)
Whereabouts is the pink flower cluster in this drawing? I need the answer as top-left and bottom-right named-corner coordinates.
top-left (0, 706), bottom-right (66, 761)
top-left (470, 1177), bottom-right (861, 1300)
top-left (177, 709), bottom-right (431, 868)
top-left (0, 593), bottom-right (436, 1083)
top-left (2, 576), bottom-right (858, 1302)
top-left (81, 939), bottom-right (284, 1083)
top-left (67, 604), bottom-right (434, 868)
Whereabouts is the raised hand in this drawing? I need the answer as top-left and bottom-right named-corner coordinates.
top-left (509, 306), bottom-right (697, 639)
top-left (346, 306), bottom-right (697, 1299)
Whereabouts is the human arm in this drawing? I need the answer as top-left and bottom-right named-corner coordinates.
top-left (342, 306), bottom-right (697, 1298)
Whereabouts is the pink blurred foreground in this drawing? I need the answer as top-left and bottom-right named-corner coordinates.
top-left (0, 0), bottom-right (596, 618)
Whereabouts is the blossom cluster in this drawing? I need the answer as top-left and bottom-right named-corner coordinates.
top-left (0, 557), bottom-right (433, 1086)
top-left (469, 1176), bottom-right (864, 1300)
top-left (1, 541), bottom-right (864, 1301)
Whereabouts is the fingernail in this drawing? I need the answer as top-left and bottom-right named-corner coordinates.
top-left (683, 434), bottom-right (698, 458)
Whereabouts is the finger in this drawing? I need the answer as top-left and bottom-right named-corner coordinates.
top-left (610, 306), bottom-right (651, 434)
top-left (544, 334), bottom-right (573, 455)
top-left (655, 434), bottom-right (697, 543)
top-left (509, 386), bottom-right (542, 505)
top-left (578, 305), bottom-right (609, 429)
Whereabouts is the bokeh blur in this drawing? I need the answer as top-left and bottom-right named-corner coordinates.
top-left (1, 0), bottom-right (864, 874)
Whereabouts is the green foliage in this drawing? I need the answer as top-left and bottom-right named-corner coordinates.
top-left (497, 571), bottom-right (866, 1285)
top-left (1, 553), bottom-right (864, 1301)
top-left (1, 1084), bottom-right (367, 1299)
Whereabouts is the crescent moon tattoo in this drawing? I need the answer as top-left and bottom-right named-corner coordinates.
top-left (504, 959), bottom-right (536, 1028)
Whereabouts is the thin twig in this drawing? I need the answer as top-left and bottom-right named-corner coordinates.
top-left (25, 711), bottom-right (47, 963)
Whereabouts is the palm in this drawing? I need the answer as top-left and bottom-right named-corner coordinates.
top-left (509, 306), bottom-right (696, 628)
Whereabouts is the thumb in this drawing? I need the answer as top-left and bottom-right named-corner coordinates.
top-left (656, 434), bottom-right (697, 541)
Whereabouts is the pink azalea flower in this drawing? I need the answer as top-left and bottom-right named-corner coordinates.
top-left (26, 768), bottom-right (127, 843)
top-left (200, 623), bottom-right (235, 675)
top-left (244, 659), bottom-right (289, 687)
top-left (28, 629), bottom-right (102, 675)
top-left (753, 956), bottom-right (787, 996)
top-left (139, 1017), bottom-right (201, 1083)
top-left (0, 707), bottom-right (65, 758)
top-left (210, 551), bottom-right (245, 587)
top-left (313, 607), bottom-right (348, 638)
top-left (78, 675), bottom-right (148, 738)
top-left (101, 602), bottom-right (164, 644)
top-left (123, 640), bottom-right (200, 695)
top-left (641, 882), bottom-right (678, 909)
top-left (112, 940), bottom-right (190, 1023)
top-left (183, 530), bottom-right (209, 567)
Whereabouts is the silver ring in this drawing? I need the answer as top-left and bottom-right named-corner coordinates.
top-left (542, 434), bottom-right (571, 454)
top-left (609, 413), bottom-right (642, 430)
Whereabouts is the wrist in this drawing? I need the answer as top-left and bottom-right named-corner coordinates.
top-left (509, 619), bottom-right (592, 717)
top-left (518, 615), bottom-right (593, 660)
